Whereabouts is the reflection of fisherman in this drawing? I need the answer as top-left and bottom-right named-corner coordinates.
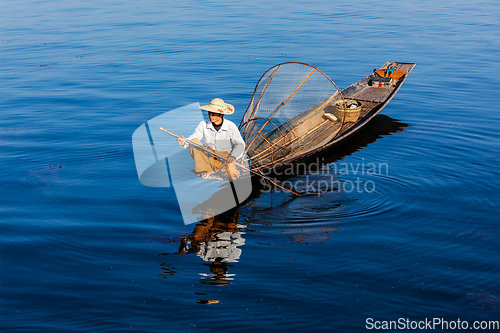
top-left (176, 98), bottom-right (246, 180)
top-left (178, 209), bottom-right (245, 285)
top-left (180, 210), bottom-right (244, 262)
top-left (195, 222), bottom-right (245, 264)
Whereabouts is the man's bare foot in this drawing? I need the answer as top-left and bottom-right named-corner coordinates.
top-left (201, 170), bottom-right (215, 179)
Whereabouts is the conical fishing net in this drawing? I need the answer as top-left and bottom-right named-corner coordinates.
top-left (239, 62), bottom-right (346, 170)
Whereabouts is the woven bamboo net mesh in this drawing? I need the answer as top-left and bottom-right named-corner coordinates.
top-left (239, 62), bottom-right (345, 169)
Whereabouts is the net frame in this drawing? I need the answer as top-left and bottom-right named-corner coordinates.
top-left (239, 62), bottom-right (347, 169)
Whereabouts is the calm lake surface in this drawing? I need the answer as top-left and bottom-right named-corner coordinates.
top-left (1, 0), bottom-right (499, 331)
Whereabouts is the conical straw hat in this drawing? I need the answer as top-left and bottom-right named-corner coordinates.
top-left (199, 98), bottom-right (235, 115)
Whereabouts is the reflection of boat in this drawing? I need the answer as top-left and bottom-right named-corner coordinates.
top-left (239, 62), bottom-right (415, 172)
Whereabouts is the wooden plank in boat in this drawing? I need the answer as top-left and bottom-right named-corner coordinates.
top-left (400, 63), bottom-right (416, 71)
top-left (344, 86), bottom-right (367, 100)
top-left (373, 87), bottom-right (394, 103)
top-left (345, 85), bottom-right (392, 103)
top-left (382, 62), bottom-right (415, 72)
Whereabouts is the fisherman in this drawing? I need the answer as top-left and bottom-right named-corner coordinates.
top-left (177, 98), bottom-right (246, 180)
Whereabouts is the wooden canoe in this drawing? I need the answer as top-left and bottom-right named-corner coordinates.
top-left (240, 62), bottom-right (415, 171)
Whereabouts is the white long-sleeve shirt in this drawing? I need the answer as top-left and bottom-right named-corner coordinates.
top-left (184, 119), bottom-right (246, 159)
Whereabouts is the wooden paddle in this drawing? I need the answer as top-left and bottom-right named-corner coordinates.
top-left (158, 127), bottom-right (304, 196)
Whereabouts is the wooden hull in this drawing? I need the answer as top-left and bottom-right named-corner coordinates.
top-left (248, 61), bottom-right (415, 170)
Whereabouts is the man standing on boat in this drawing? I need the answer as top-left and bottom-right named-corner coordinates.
top-left (177, 98), bottom-right (246, 180)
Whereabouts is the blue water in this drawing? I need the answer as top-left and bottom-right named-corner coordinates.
top-left (1, 0), bottom-right (499, 331)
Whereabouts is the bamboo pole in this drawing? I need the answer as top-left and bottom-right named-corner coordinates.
top-left (158, 127), bottom-right (304, 196)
